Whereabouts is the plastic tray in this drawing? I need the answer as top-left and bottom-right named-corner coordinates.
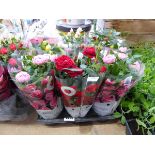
top-left (37, 108), bottom-right (115, 125)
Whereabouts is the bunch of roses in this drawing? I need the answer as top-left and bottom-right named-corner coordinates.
top-left (29, 37), bottom-right (64, 55)
top-left (95, 45), bottom-right (143, 103)
top-left (0, 37), bottom-right (25, 65)
top-left (9, 53), bottom-right (58, 110)
top-left (60, 27), bottom-right (86, 57)
top-left (90, 29), bottom-right (122, 51)
top-left (0, 65), bottom-right (12, 101)
top-left (54, 49), bottom-right (106, 109)
top-left (55, 55), bottom-right (83, 78)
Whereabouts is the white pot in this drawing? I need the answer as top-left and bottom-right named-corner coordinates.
top-left (65, 105), bottom-right (92, 118)
top-left (93, 100), bottom-right (120, 116)
top-left (37, 98), bottom-right (63, 120)
top-left (0, 94), bottom-right (16, 121)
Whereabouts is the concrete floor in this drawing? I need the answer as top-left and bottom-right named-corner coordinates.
top-left (0, 112), bottom-right (125, 135)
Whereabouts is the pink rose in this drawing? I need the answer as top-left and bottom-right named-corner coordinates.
top-left (103, 54), bottom-right (116, 64)
top-left (8, 58), bottom-right (17, 66)
top-left (119, 47), bottom-right (128, 53)
top-left (15, 71), bottom-right (30, 83)
top-left (118, 53), bottom-right (128, 60)
top-left (32, 54), bottom-right (50, 65)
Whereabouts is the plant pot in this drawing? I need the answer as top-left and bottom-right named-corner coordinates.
top-left (37, 97), bottom-right (63, 120)
top-left (0, 94), bottom-right (17, 121)
top-left (126, 119), bottom-right (155, 135)
top-left (56, 72), bottom-right (105, 118)
top-left (93, 100), bottom-right (120, 116)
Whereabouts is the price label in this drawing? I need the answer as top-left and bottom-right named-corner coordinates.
top-left (87, 77), bottom-right (99, 82)
top-left (64, 118), bottom-right (75, 122)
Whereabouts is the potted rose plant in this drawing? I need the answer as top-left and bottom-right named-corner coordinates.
top-left (93, 45), bottom-right (144, 116)
top-left (0, 36), bottom-right (30, 121)
top-left (8, 53), bottom-right (63, 120)
top-left (54, 44), bottom-right (106, 118)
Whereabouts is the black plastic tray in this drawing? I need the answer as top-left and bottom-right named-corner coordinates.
top-left (37, 108), bottom-right (115, 125)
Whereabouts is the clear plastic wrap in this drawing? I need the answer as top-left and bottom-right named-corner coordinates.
top-left (56, 69), bottom-right (104, 118)
top-left (8, 54), bottom-right (63, 120)
top-left (0, 64), bottom-right (29, 121)
top-left (93, 61), bottom-right (145, 116)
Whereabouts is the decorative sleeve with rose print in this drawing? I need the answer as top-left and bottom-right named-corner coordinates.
top-left (8, 53), bottom-right (63, 119)
top-left (54, 45), bottom-right (106, 117)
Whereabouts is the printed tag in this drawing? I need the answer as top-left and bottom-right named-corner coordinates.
top-left (87, 77), bottom-right (99, 82)
top-left (64, 118), bottom-right (75, 122)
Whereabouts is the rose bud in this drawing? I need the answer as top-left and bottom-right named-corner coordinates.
top-left (9, 43), bottom-right (16, 51)
top-left (8, 58), bottom-right (17, 66)
top-left (18, 42), bottom-right (23, 49)
top-left (41, 78), bottom-right (48, 86)
top-left (0, 48), bottom-right (8, 54)
top-left (100, 66), bottom-right (107, 73)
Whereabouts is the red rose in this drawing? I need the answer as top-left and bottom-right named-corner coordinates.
top-left (0, 48), bottom-right (8, 54)
top-left (9, 43), bottom-right (16, 51)
top-left (32, 90), bottom-right (43, 99)
top-left (55, 55), bottom-right (83, 77)
top-left (100, 66), bottom-right (107, 73)
top-left (83, 47), bottom-right (96, 58)
top-left (8, 58), bottom-right (17, 66)
top-left (55, 55), bottom-right (76, 71)
top-left (18, 43), bottom-right (23, 49)
top-left (85, 84), bottom-right (99, 93)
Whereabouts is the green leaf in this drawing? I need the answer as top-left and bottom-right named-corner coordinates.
top-left (121, 116), bottom-right (126, 125)
top-left (136, 119), bottom-right (147, 128)
top-left (149, 116), bottom-right (155, 124)
top-left (114, 112), bottom-right (122, 118)
top-left (147, 130), bottom-right (152, 135)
